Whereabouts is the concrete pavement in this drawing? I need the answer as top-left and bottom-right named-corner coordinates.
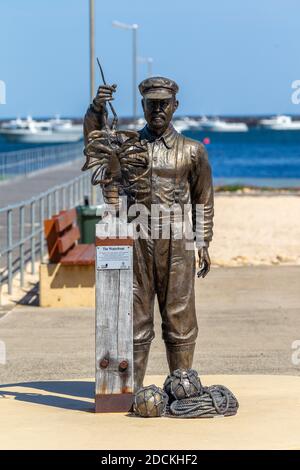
top-left (0, 266), bottom-right (299, 383)
top-left (1, 374), bottom-right (300, 450)
top-left (0, 159), bottom-right (83, 207)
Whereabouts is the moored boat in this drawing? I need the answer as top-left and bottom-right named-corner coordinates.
top-left (199, 117), bottom-right (248, 132)
top-left (258, 115), bottom-right (300, 130)
top-left (0, 116), bottom-right (83, 143)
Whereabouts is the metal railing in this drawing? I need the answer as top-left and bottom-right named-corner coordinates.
top-left (0, 142), bottom-right (83, 180)
top-left (0, 171), bottom-right (93, 303)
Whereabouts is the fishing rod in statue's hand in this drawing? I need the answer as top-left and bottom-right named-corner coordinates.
top-left (96, 57), bottom-right (118, 132)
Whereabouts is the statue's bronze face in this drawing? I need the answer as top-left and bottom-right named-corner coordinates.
top-left (142, 97), bottom-right (178, 134)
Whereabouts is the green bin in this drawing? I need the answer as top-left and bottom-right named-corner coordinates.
top-left (76, 205), bottom-right (102, 244)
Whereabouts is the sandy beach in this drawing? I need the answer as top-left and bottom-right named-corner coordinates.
top-left (211, 191), bottom-right (300, 266)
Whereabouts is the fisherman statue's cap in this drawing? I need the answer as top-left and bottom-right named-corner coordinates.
top-left (139, 76), bottom-right (179, 99)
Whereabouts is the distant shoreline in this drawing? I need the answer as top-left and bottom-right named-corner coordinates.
top-left (214, 185), bottom-right (300, 195)
top-left (214, 178), bottom-right (300, 191)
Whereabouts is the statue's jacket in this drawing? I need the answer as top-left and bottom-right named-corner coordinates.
top-left (84, 105), bottom-right (214, 248)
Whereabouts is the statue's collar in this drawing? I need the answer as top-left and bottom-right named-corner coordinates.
top-left (139, 123), bottom-right (178, 149)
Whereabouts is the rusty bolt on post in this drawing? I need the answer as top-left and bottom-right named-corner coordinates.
top-left (119, 360), bottom-right (129, 372)
top-left (100, 358), bottom-right (109, 369)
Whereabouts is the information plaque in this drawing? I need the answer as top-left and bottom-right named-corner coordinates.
top-left (96, 245), bottom-right (132, 270)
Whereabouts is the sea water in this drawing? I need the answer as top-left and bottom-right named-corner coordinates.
top-left (183, 128), bottom-right (300, 187)
top-left (1, 128), bottom-right (300, 187)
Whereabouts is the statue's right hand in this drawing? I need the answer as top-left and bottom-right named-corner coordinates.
top-left (93, 84), bottom-right (117, 111)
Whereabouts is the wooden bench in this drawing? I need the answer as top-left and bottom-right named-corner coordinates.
top-left (44, 208), bottom-right (95, 265)
top-left (39, 208), bottom-right (96, 308)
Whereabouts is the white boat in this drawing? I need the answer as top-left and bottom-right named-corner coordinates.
top-left (0, 116), bottom-right (83, 143)
top-left (258, 115), bottom-right (300, 130)
top-left (199, 117), bottom-right (248, 132)
top-left (49, 116), bottom-right (83, 134)
top-left (173, 117), bottom-right (200, 133)
top-left (1, 116), bottom-right (32, 130)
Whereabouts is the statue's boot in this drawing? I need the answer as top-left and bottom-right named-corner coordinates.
top-left (133, 343), bottom-right (151, 392)
top-left (165, 343), bottom-right (195, 373)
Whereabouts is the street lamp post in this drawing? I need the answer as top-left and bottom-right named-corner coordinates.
top-left (89, 0), bottom-right (97, 204)
top-left (138, 56), bottom-right (154, 78)
top-left (112, 21), bottom-right (139, 122)
top-left (89, 0), bottom-right (95, 103)
top-left (147, 57), bottom-right (153, 78)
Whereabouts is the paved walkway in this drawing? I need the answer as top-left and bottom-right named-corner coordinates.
top-left (0, 266), bottom-right (299, 383)
top-left (0, 159), bottom-right (83, 207)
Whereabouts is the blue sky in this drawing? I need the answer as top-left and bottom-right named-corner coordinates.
top-left (0, 0), bottom-right (300, 118)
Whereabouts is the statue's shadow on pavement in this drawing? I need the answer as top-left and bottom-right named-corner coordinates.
top-left (0, 380), bottom-right (95, 412)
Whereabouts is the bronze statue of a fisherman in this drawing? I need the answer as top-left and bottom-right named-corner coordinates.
top-left (83, 76), bottom-right (214, 391)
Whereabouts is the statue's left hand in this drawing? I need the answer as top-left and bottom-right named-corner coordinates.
top-left (197, 247), bottom-right (211, 278)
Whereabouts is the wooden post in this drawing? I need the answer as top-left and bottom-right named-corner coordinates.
top-left (95, 221), bottom-right (134, 412)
